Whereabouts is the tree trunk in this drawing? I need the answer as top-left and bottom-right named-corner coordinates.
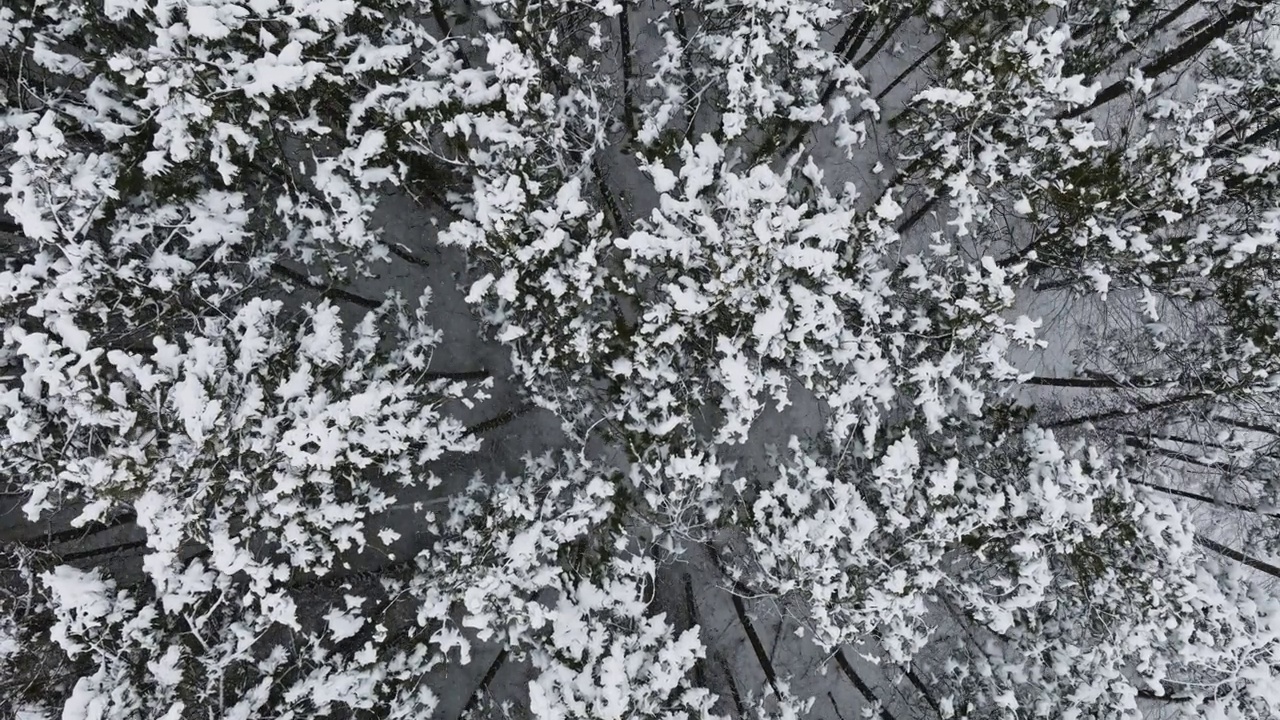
top-left (1061, 1), bottom-right (1265, 120)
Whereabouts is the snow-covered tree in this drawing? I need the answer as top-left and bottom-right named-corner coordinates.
top-left (5, 0), bottom-right (1280, 718)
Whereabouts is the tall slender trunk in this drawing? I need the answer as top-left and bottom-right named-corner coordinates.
top-left (730, 591), bottom-right (781, 697)
top-left (1061, 1), bottom-right (1265, 120)
top-left (876, 37), bottom-right (946, 102)
top-left (619, 3), bottom-right (636, 139)
top-left (1045, 386), bottom-right (1229, 429)
top-left (1131, 476), bottom-right (1274, 515)
top-left (270, 262), bottom-right (382, 310)
top-left (3, 511), bottom-right (138, 548)
top-left (856, 9), bottom-right (913, 70)
top-left (834, 649), bottom-right (897, 720)
top-left (1197, 533), bottom-right (1280, 580)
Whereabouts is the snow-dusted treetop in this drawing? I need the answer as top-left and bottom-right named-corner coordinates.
top-left (3, 0), bottom-right (1280, 718)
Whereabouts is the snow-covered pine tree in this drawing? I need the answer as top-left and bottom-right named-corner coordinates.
top-left (441, 1), bottom-right (1280, 716)
top-left (4, 0), bottom-right (1280, 718)
top-left (0, 1), bottom-right (489, 715)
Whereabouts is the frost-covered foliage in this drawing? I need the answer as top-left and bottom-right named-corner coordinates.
top-left (732, 430), bottom-right (1280, 716)
top-left (4, 0), bottom-right (1280, 719)
top-left (421, 452), bottom-right (719, 720)
top-left (8, 291), bottom-right (478, 549)
top-left (0, 452), bottom-right (715, 719)
top-left (0, 229), bottom-right (487, 716)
